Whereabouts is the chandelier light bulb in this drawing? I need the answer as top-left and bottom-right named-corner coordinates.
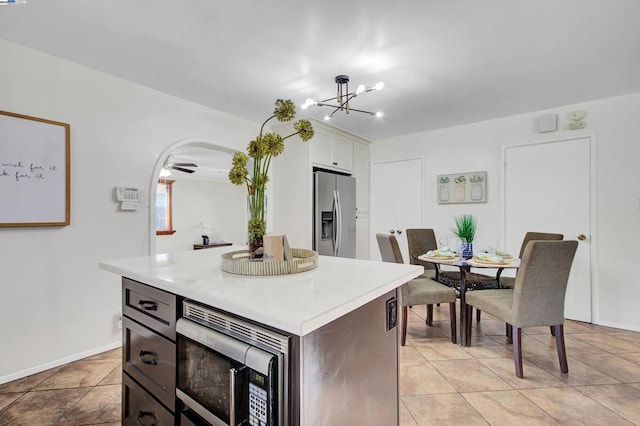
top-left (324, 115), bottom-right (331, 121)
top-left (301, 97), bottom-right (317, 109)
top-left (356, 84), bottom-right (366, 95)
top-left (375, 111), bottom-right (384, 118)
top-left (374, 81), bottom-right (385, 91)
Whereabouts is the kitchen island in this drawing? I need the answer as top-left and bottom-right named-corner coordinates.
top-left (100, 246), bottom-right (422, 425)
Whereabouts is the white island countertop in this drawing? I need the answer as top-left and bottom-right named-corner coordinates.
top-left (100, 246), bottom-right (422, 336)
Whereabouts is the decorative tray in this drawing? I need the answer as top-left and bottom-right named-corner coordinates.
top-left (221, 248), bottom-right (318, 276)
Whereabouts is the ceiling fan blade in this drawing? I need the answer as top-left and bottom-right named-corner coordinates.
top-left (171, 162), bottom-right (198, 167)
top-left (170, 165), bottom-right (196, 174)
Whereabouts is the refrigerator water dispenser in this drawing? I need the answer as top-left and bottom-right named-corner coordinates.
top-left (321, 211), bottom-right (334, 240)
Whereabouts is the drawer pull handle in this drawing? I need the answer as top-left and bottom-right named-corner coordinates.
top-left (138, 300), bottom-right (158, 311)
top-left (137, 410), bottom-right (158, 425)
top-left (138, 350), bottom-right (158, 365)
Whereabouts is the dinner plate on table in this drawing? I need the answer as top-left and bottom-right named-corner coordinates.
top-left (467, 257), bottom-right (512, 267)
top-left (418, 254), bottom-right (460, 263)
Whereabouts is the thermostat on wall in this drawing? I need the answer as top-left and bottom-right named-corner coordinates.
top-left (114, 186), bottom-right (143, 211)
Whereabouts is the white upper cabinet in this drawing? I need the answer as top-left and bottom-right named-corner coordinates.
top-left (310, 128), bottom-right (354, 173)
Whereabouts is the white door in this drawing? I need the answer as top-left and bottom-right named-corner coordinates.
top-left (504, 136), bottom-right (592, 322)
top-left (370, 158), bottom-right (423, 262)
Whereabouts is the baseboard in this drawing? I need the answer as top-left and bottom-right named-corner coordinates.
top-left (593, 320), bottom-right (640, 333)
top-left (0, 341), bottom-right (122, 385)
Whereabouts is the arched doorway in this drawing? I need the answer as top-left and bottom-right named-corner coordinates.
top-left (148, 138), bottom-right (240, 254)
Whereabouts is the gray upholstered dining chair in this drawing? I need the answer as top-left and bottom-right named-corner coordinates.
top-left (464, 240), bottom-right (578, 378)
top-left (377, 233), bottom-right (457, 345)
top-left (470, 231), bottom-right (564, 324)
top-left (496, 231), bottom-right (564, 289)
top-left (406, 228), bottom-right (438, 280)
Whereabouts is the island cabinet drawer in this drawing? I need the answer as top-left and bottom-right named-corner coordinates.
top-left (123, 316), bottom-right (176, 411)
top-left (122, 372), bottom-right (174, 426)
top-left (123, 277), bottom-right (176, 341)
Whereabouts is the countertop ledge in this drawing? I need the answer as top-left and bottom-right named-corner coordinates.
top-left (100, 246), bottom-right (422, 336)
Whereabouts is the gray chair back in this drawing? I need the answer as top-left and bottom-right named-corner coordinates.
top-left (512, 240), bottom-right (578, 327)
top-left (376, 233), bottom-right (404, 264)
top-left (518, 232), bottom-right (563, 258)
top-left (406, 228), bottom-right (438, 271)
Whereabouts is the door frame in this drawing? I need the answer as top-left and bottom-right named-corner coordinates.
top-left (500, 134), bottom-right (598, 323)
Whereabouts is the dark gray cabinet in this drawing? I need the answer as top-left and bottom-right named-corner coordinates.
top-left (122, 278), bottom-right (177, 425)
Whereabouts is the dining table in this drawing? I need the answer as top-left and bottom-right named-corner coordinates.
top-left (415, 254), bottom-right (520, 346)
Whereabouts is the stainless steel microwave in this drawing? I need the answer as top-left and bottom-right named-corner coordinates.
top-left (176, 302), bottom-right (288, 426)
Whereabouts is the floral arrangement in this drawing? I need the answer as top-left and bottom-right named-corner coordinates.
top-left (229, 99), bottom-right (314, 255)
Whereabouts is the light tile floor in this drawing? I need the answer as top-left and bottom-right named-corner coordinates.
top-left (1, 302), bottom-right (639, 425)
top-left (400, 303), bottom-right (640, 425)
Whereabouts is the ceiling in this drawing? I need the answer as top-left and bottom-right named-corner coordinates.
top-left (2, 1), bottom-right (640, 178)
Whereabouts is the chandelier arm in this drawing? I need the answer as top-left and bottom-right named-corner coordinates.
top-left (316, 103), bottom-right (375, 116)
top-left (320, 92), bottom-right (359, 104)
top-left (329, 106), bottom-right (341, 117)
top-left (340, 106), bottom-right (375, 115)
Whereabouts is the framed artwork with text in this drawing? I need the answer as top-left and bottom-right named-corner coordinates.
top-left (0, 110), bottom-right (70, 226)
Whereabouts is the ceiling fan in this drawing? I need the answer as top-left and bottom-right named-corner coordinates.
top-left (164, 155), bottom-right (198, 174)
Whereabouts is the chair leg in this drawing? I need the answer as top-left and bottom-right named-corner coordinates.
top-left (506, 323), bottom-right (513, 344)
top-left (401, 306), bottom-right (408, 346)
top-left (513, 326), bottom-right (524, 378)
top-left (426, 304), bottom-right (433, 326)
top-left (449, 302), bottom-right (457, 344)
top-left (550, 325), bottom-right (556, 336)
top-left (553, 324), bottom-right (569, 373)
top-left (465, 304), bottom-right (473, 344)
top-left (476, 309), bottom-right (482, 322)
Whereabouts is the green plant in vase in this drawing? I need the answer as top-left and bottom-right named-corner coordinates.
top-left (451, 214), bottom-right (477, 259)
top-left (229, 99), bottom-right (314, 258)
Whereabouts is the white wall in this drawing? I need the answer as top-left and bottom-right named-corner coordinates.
top-left (0, 39), bottom-right (257, 382)
top-left (155, 177), bottom-right (246, 254)
top-left (371, 92), bottom-right (640, 331)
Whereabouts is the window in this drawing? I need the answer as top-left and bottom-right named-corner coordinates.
top-left (156, 179), bottom-right (175, 235)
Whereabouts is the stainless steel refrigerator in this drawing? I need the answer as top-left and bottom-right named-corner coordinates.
top-left (313, 169), bottom-right (356, 258)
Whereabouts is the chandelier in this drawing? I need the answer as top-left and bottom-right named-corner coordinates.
top-left (301, 75), bottom-right (384, 121)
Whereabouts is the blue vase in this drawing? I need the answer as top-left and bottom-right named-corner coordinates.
top-left (461, 242), bottom-right (474, 259)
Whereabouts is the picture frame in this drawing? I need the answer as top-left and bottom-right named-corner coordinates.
top-left (437, 171), bottom-right (487, 204)
top-left (0, 110), bottom-right (71, 226)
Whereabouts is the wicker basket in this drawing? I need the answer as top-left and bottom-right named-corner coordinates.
top-left (220, 248), bottom-right (318, 276)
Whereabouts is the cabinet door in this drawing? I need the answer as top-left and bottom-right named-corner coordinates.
top-left (122, 278), bottom-right (176, 341)
top-left (123, 317), bottom-right (176, 411)
top-left (331, 136), bottom-right (353, 172)
top-left (355, 213), bottom-right (369, 260)
top-left (353, 141), bottom-right (369, 213)
top-left (122, 372), bottom-right (174, 425)
top-left (309, 130), bottom-right (333, 167)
